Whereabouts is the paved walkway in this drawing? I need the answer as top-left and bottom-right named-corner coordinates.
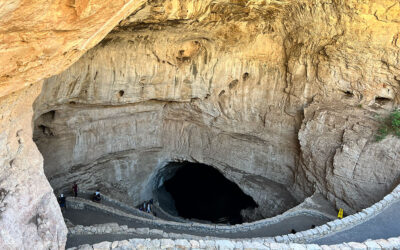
top-left (64, 207), bottom-right (329, 248)
top-left (312, 201), bottom-right (400, 245)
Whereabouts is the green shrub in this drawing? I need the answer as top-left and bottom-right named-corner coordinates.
top-left (376, 110), bottom-right (400, 141)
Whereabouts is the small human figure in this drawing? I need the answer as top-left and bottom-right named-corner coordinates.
top-left (290, 229), bottom-right (296, 234)
top-left (58, 194), bottom-right (66, 211)
top-left (72, 182), bottom-right (78, 197)
top-left (92, 189), bottom-right (101, 202)
top-left (311, 225), bottom-right (316, 229)
top-left (143, 202), bottom-right (147, 212)
top-left (146, 202), bottom-right (151, 213)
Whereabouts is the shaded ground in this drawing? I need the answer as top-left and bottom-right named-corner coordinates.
top-left (64, 208), bottom-right (329, 248)
top-left (312, 201), bottom-right (400, 245)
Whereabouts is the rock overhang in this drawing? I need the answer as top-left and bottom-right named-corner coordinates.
top-left (1, 0), bottom-right (400, 248)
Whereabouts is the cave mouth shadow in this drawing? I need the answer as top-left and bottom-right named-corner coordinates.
top-left (154, 162), bottom-right (258, 225)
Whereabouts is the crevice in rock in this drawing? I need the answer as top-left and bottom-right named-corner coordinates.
top-left (375, 96), bottom-right (392, 105)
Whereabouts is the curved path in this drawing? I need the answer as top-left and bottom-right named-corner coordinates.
top-left (64, 198), bottom-right (330, 248)
top-left (65, 190), bottom-right (400, 249)
top-left (65, 208), bottom-right (329, 248)
top-left (64, 186), bottom-right (400, 249)
top-left (311, 200), bottom-right (400, 245)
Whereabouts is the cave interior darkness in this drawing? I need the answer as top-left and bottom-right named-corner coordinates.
top-left (156, 162), bottom-right (258, 225)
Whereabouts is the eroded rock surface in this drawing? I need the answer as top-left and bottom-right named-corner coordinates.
top-left (0, 0), bottom-right (149, 249)
top-left (33, 0), bottom-right (400, 220)
top-left (0, 84), bottom-right (67, 249)
top-left (0, 0), bottom-right (147, 98)
top-left (299, 102), bottom-right (400, 213)
top-left (1, 0), bottom-right (400, 248)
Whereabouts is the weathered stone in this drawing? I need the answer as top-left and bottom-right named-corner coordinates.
top-left (129, 239), bottom-right (148, 249)
top-left (306, 244), bottom-right (323, 250)
top-left (215, 240), bottom-right (235, 249)
top-left (375, 239), bottom-right (393, 249)
top-left (175, 239), bottom-right (191, 249)
top-left (150, 239), bottom-right (161, 248)
top-left (363, 240), bottom-right (382, 250)
top-left (289, 243), bottom-right (307, 250)
top-left (387, 237), bottom-right (400, 248)
top-left (77, 244), bottom-right (94, 250)
top-left (269, 243), bottom-right (290, 250)
top-left (149, 229), bottom-right (164, 236)
top-left (190, 240), bottom-right (200, 249)
top-left (136, 228), bottom-right (149, 235)
top-left (160, 239), bottom-right (175, 249)
top-left (346, 242), bottom-right (368, 250)
top-left (93, 241), bottom-right (112, 250)
top-left (204, 240), bottom-right (217, 249)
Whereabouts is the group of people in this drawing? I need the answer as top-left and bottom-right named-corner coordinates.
top-left (58, 182), bottom-right (79, 210)
top-left (58, 182), bottom-right (102, 210)
top-left (140, 199), bottom-right (153, 213)
top-left (58, 183), bottom-right (153, 217)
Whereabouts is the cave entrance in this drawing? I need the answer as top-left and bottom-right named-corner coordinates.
top-left (155, 162), bottom-right (257, 225)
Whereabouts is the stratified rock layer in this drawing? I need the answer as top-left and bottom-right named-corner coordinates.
top-left (0, 0), bottom-right (148, 248)
top-left (0, 0), bottom-right (147, 97)
top-left (33, 0), bottom-right (400, 218)
top-left (1, 0), bottom-right (400, 248)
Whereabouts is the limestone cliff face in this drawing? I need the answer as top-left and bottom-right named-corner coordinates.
top-left (1, 0), bottom-right (400, 248)
top-left (0, 84), bottom-right (67, 249)
top-left (0, 0), bottom-right (147, 98)
top-left (34, 0), bottom-right (400, 219)
top-left (0, 1), bottom-right (147, 249)
top-left (299, 103), bottom-right (400, 213)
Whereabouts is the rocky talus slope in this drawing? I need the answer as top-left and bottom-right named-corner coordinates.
top-left (1, 0), bottom-right (400, 249)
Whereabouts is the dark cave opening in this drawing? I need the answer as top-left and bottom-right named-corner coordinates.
top-left (156, 162), bottom-right (257, 225)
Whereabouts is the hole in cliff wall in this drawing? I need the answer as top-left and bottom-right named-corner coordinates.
top-left (342, 90), bottom-right (354, 98)
top-left (375, 96), bottom-right (392, 105)
top-left (154, 162), bottom-right (257, 225)
top-left (37, 125), bottom-right (54, 136)
top-left (242, 72), bottom-right (249, 81)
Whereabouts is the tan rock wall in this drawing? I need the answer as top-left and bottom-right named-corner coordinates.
top-left (0, 0), bottom-right (151, 248)
top-left (33, 0), bottom-right (400, 218)
top-left (299, 102), bottom-right (400, 213)
top-left (1, 0), bottom-right (400, 247)
top-left (0, 83), bottom-right (67, 249)
top-left (0, 0), bottom-right (147, 98)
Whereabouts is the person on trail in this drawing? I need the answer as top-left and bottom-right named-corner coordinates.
top-left (146, 202), bottom-right (151, 213)
top-left (72, 182), bottom-right (78, 197)
top-left (143, 202), bottom-right (147, 212)
top-left (92, 189), bottom-right (101, 202)
top-left (58, 194), bottom-right (66, 211)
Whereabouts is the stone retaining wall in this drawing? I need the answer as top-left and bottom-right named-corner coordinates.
top-left (69, 237), bottom-right (400, 250)
top-left (67, 194), bottom-right (332, 235)
top-left (69, 223), bottom-right (166, 238)
top-left (78, 191), bottom-right (156, 220)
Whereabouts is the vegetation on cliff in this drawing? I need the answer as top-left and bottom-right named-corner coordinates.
top-left (376, 110), bottom-right (400, 141)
